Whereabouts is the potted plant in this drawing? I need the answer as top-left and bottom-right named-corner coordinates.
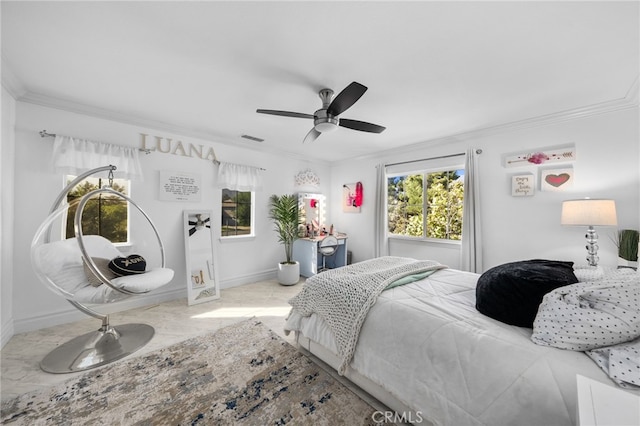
top-left (268, 194), bottom-right (302, 285)
top-left (615, 229), bottom-right (639, 269)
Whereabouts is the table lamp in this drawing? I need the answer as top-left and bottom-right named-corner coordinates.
top-left (561, 199), bottom-right (617, 266)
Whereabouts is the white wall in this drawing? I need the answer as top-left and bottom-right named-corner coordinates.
top-left (8, 101), bottom-right (330, 335)
top-left (4, 98), bottom-right (639, 342)
top-left (329, 107), bottom-right (640, 272)
top-left (1, 86), bottom-right (17, 347)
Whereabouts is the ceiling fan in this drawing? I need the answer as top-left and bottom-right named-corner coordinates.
top-left (257, 81), bottom-right (386, 143)
top-left (188, 214), bottom-right (210, 236)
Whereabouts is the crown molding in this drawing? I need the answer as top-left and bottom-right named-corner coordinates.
top-left (338, 76), bottom-right (640, 165)
top-left (1, 56), bottom-right (27, 99)
top-left (12, 75), bottom-right (638, 168)
top-left (623, 75), bottom-right (639, 106)
top-left (16, 91), bottom-right (330, 166)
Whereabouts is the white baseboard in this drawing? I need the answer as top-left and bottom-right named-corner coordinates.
top-left (10, 269), bottom-right (277, 335)
top-left (1, 317), bottom-right (15, 349)
top-left (12, 287), bottom-right (184, 335)
top-left (219, 268), bottom-right (277, 289)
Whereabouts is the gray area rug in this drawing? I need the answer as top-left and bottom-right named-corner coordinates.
top-left (1, 319), bottom-right (381, 425)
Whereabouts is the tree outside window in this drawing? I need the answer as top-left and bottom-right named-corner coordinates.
top-left (387, 169), bottom-right (464, 241)
top-left (65, 176), bottom-right (129, 243)
top-left (221, 189), bottom-right (253, 237)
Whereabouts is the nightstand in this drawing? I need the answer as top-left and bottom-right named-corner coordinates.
top-left (577, 375), bottom-right (640, 425)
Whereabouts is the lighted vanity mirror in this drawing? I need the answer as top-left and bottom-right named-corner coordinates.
top-left (298, 193), bottom-right (326, 234)
top-left (184, 210), bottom-right (220, 305)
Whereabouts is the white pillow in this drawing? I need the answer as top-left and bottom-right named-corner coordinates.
top-left (34, 236), bottom-right (121, 295)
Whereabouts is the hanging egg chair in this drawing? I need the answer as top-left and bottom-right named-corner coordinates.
top-left (31, 165), bottom-right (174, 373)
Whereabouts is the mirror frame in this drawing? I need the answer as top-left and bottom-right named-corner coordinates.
top-left (184, 210), bottom-right (220, 305)
top-left (298, 192), bottom-right (326, 232)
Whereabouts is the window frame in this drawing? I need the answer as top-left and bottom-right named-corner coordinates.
top-left (220, 189), bottom-right (256, 240)
top-left (386, 163), bottom-right (465, 243)
top-left (63, 175), bottom-right (132, 246)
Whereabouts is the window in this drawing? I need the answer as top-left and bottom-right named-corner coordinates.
top-left (221, 189), bottom-right (254, 237)
top-left (65, 176), bottom-right (130, 243)
top-left (387, 168), bottom-right (464, 241)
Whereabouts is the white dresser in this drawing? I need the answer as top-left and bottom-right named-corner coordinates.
top-left (292, 235), bottom-right (348, 277)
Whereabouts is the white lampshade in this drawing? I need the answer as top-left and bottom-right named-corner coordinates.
top-left (561, 199), bottom-right (617, 226)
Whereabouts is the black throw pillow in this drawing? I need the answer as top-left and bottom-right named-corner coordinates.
top-left (108, 255), bottom-right (147, 276)
top-left (475, 259), bottom-right (578, 328)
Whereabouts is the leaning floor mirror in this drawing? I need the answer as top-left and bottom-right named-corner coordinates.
top-left (184, 210), bottom-right (220, 305)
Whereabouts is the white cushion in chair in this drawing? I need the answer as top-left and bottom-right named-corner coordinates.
top-left (33, 236), bottom-right (173, 304)
top-left (75, 268), bottom-right (174, 304)
top-left (34, 236), bottom-right (121, 295)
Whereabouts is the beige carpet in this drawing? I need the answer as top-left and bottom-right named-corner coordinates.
top-left (1, 319), bottom-right (381, 425)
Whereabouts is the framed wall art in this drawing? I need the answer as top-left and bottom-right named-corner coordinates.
top-left (541, 167), bottom-right (574, 192)
top-left (503, 144), bottom-right (576, 168)
top-left (511, 174), bottom-right (535, 196)
top-left (342, 182), bottom-right (363, 213)
top-left (160, 170), bottom-right (202, 202)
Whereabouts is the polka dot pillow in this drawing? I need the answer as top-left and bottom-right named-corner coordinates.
top-left (531, 273), bottom-right (640, 351)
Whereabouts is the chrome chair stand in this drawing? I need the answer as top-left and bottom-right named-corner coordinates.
top-left (40, 301), bottom-right (155, 374)
top-left (318, 235), bottom-right (339, 273)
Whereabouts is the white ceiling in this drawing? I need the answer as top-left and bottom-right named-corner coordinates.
top-left (2, 1), bottom-right (638, 163)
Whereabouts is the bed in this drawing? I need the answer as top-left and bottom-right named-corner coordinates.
top-left (284, 256), bottom-right (640, 426)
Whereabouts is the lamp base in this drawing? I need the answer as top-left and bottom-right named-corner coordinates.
top-left (585, 225), bottom-right (600, 267)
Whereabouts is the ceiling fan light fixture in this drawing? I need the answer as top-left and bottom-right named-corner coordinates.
top-left (313, 109), bottom-right (338, 132)
top-left (314, 117), bottom-right (339, 132)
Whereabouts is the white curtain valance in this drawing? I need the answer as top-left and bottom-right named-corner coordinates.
top-left (216, 162), bottom-right (263, 192)
top-left (51, 135), bottom-right (144, 181)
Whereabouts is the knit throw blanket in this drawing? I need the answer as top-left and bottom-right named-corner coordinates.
top-left (288, 256), bottom-right (447, 374)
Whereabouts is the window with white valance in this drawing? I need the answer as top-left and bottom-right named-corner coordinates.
top-left (216, 162), bottom-right (263, 192)
top-left (51, 135), bottom-right (144, 181)
top-left (216, 162), bottom-right (263, 239)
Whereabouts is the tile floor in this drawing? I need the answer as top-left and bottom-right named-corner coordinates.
top-left (0, 279), bottom-right (302, 402)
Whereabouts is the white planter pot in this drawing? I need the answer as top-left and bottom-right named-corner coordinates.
top-left (617, 257), bottom-right (638, 269)
top-left (277, 261), bottom-right (300, 286)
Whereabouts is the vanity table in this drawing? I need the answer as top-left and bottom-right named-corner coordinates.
top-left (294, 192), bottom-right (348, 276)
top-left (293, 234), bottom-right (348, 277)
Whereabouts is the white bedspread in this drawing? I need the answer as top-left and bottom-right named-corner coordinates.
top-left (285, 268), bottom-right (640, 426)
top-left (286, 256), bottom-right (446, 374)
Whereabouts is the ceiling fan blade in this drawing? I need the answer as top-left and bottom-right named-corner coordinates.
top-left (203, 217), bottom-right (210, 223)
top-left (303, 128), bottom-right (321, 144)
top-left (326, 82), bottom-right (367, 116)
top-left (189, 227), bottom-right (197, 236)
top-left (339, 118), bottom-right (386, 133)
top-left (256, 109), bottom-right (314, 119)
